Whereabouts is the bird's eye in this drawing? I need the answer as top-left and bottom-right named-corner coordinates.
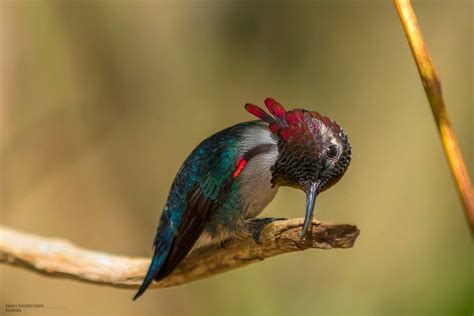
top-left (326, 145), bottom-right (338, 159)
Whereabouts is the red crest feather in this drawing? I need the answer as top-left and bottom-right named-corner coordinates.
top-left (245, 98), bottom-right (342, 144)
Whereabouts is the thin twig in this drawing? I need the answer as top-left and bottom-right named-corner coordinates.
top-left (394, 0), bottom-right (474, 231)
top-left (0, 219), bottom-right (359, 289)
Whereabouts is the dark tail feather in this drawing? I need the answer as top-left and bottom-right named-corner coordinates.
top-left (133, 250), bottom-right (164, 301)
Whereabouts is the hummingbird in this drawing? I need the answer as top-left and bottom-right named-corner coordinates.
top-left (133, 98), bottom-right (351, 300)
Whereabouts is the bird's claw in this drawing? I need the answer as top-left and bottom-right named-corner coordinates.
top-left (251, 217), bottom-right (287, 244)
top-left (219, 238), bottom-right (234, 249)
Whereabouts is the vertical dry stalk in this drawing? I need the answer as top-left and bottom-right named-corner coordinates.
top-left (394, 0), bottom-right (474, 232)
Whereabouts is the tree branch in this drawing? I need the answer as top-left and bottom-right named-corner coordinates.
top-left (0, 219), bottom-right (359, 289)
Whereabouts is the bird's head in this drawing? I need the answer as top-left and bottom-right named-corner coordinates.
top-left (245, 98), bottom-right (351, 238)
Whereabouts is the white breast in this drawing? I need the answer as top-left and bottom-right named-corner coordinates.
top-left (238, 123), bottom-right (279, 218)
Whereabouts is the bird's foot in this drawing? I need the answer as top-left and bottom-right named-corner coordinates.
top-left (219, 238), bottom-right (235, 249)
top-left (250, 217), bottom-right (287, 244)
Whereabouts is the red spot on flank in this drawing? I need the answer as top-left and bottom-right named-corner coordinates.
top-left (233, 157), bottom-right (247, 178)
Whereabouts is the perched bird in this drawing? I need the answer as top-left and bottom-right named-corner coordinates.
top-left (133, 98), bottom-right (351, 300)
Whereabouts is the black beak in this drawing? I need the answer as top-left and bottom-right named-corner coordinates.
top-left (301, 180), bottom-right (321, 238)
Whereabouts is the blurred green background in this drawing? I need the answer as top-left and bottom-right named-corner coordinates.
top-left (1, 1), bottom-right (472, 315)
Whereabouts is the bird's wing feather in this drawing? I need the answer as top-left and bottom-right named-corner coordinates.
top-left (153, 183), bottom-right (215, 280)
top-left (133, 141), bottom-right (238, 300)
